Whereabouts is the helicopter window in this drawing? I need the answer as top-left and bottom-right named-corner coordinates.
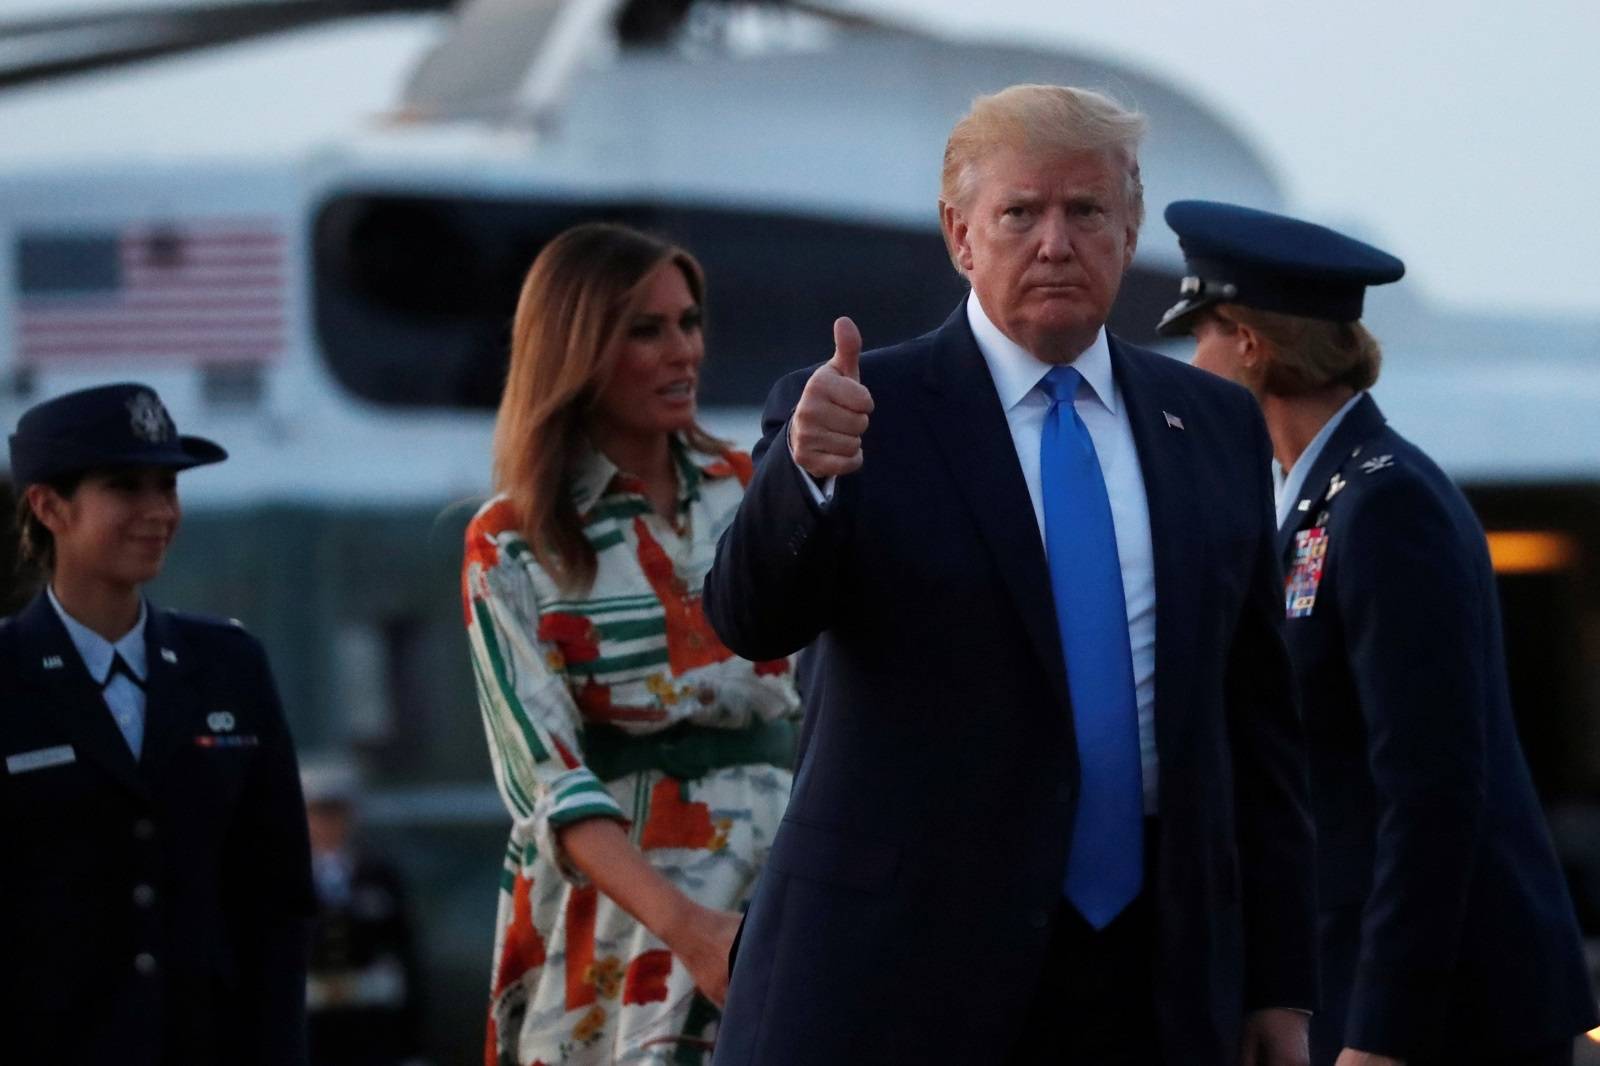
top-left (310, 192), bottom-right (1183, 409)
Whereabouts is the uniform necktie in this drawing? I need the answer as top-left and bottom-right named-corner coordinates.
top-left (105, 652), bottom-right (146, 691)
top-left (102, 651), bottom-right (146, 758)
top-left (1040, 365), bottom-right (1143, 929)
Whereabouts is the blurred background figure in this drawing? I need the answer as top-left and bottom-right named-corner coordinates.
top-left (461, 223), bottom-right (798, 1064)
top-left (303, 757), bottom-right (428, 1066)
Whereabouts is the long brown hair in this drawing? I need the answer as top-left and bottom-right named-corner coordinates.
top-left (492, 222), bottom-right (724, 593)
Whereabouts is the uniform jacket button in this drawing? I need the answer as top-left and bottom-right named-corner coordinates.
top-left (133, 819), bottom-right (156, 841)
top-left (1027, 908), bottom-right (1050, 930)
top-left (133, 884), bottom-right (156, 908)
top-left (134, 952), bottom-right (158, 976)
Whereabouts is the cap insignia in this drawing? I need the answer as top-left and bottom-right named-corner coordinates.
top-left (126, 391), bottom-right (174, 444)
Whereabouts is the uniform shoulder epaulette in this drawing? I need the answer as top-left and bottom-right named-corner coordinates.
top-left (168, 609), bottom-right (253, 635)
top-left (1348, 443), bottom-right (1397, 477)
top-left (1356, 453), bottom-right (1396, 475)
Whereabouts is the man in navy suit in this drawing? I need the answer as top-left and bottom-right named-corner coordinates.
top-left (704, 85), bottom-right (1318, 1065)
top-left (1159, 200), bottom-right (1597, 1066)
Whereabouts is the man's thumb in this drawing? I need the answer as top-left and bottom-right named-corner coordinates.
top-left (829, 316), bottom-right (862, 380)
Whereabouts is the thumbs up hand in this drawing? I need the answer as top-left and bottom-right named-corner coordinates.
top-left (789, 317), bottom-right (874, 479)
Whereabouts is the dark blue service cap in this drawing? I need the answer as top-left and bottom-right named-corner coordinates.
top-left (1156, 200), bottom-right (1405, 336)
top-left (8, 382), bottom-right (226, 487)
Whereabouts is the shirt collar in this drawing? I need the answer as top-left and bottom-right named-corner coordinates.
top-left (569, 432), bottom-right (741, 517)
top-left (46, 585), bottom-right (147, 685)
top-left (965, 289), bottom-right (1117, 415)
top-left (1276, 390), bottom-right (1368, 526)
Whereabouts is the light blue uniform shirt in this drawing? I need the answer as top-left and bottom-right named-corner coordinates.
top-left (47, 586), bottom-right (148, 758)
top-left (1274, 391), bottom-right (1367, 530)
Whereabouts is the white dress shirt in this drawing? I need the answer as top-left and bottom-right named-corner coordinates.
top-left (965, 292), bottom-right (1160, 813)
top-left (1273, 391), bottom-right (1366, 529)
top-left (48, 586), bottom-right (148, 758)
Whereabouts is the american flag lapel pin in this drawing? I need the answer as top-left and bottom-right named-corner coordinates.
top-left (1163, 410), bottom-right (1185, 430)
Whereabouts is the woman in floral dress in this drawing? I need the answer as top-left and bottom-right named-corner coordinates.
top-left (463, 223), bottom-right (799, 1065)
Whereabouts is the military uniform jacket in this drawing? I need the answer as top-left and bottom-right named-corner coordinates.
top-left (0, 592), bottom-right (315, 1066)
top-left (307, 852), bottom-right (424, 1066)
top-left (1278, 394), bottom-right (1596, 1061)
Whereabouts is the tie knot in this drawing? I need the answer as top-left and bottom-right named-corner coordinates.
top-left (1042, 365), bottom-right (1083, 405)
top-left (106, 651), bottom-right (145, 691)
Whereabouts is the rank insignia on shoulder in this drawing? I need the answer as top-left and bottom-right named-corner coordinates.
top-left (1285, 527), bottom-right (1329, 619)
top-left (1360, 453), bottom-right (1394, 474)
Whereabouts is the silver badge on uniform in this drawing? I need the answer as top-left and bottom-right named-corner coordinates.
top-left (206, 711), bottom-right (236, 733)
top-left (126, 391), bottom-right (175, 443)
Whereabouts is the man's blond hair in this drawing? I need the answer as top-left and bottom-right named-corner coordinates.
top-left (940, 84), bottom-right (1147, 226)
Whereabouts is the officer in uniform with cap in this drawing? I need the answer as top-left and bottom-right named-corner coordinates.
top-left (0, 383), bottom-right (316, 1065)
top-left (302, 759), bottom-right (427, 1066)
top-left (1158, 201), bottom-right (1597, 1066)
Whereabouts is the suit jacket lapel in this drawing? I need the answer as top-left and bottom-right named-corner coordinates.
top-left (13, 592), bottom-right (147, 797)
top-left (138, 606), bottom-right (200, 781)
top-left (1274, 394), bottom-right (1389, 560)
top-left (1109, 338), bottom-right (1206, 765)
top-left (915, 305), bottom-right (1073, 719)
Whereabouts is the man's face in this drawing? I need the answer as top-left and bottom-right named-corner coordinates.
top-left (942, 145), bottom-right (1138, 362)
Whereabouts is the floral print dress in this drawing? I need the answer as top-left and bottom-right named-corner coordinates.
top-left (463, 438), bottom-right (799, 1066)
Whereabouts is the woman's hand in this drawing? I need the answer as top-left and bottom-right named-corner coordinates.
top-left (663, 904), bottom-right (743, 1007)
top-left (556, 819), bottom-right (744, 1006)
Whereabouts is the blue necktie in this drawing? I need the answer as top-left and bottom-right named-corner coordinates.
top-left (1040, 365), bottom-right (1143, 929)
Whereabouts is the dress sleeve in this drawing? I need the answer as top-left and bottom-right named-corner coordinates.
top-left (463, 506), bottom-right (626, 883)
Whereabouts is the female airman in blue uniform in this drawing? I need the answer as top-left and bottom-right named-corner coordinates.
top-left (1, 382), bottom-right (315, 1066)
top-left (1159, 202), bottom-right (1596, 1066)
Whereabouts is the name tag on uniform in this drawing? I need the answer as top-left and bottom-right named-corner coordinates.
top-left (1285, 527), bottom-right (1329, 619)
top-left (6, 744), bottom-right (76, 774)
